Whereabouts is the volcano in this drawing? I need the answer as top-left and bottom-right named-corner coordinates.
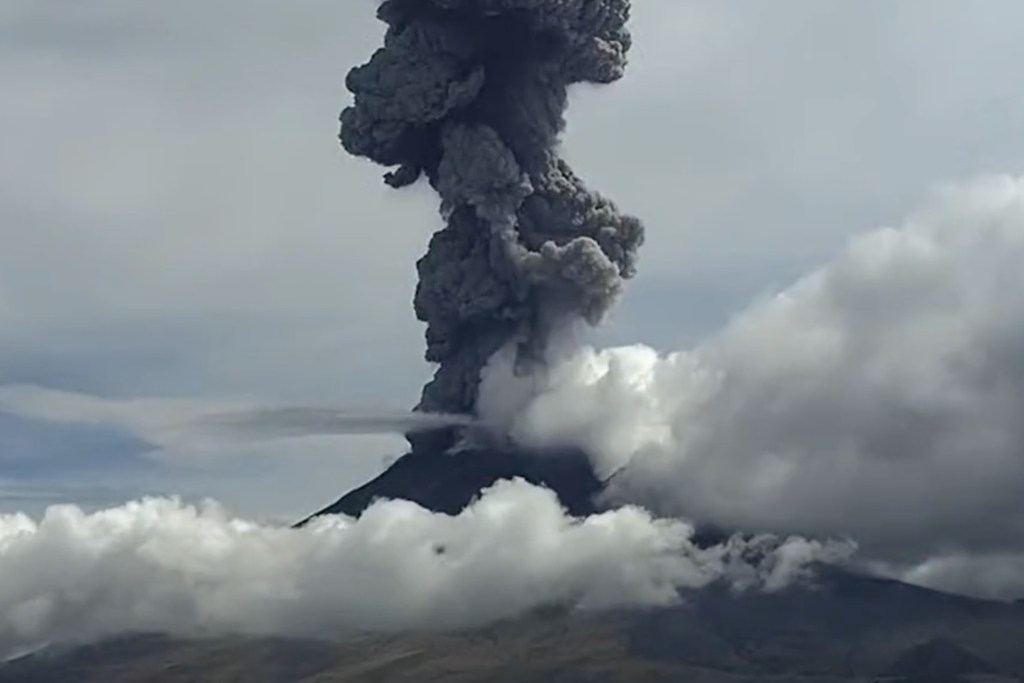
top-left (299, 436), bottom-right (605, 524)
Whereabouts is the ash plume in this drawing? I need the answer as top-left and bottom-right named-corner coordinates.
top-left (340, 0), bottom-right (644, 432)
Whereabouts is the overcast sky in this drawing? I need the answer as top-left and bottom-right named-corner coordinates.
top-left (3, 0), bottom-right (1024, 521)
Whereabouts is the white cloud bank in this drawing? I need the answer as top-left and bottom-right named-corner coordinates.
top-left (0, 480), bottom-right (847, 657)
top-left (480, 175), bottom-right (1024, 596)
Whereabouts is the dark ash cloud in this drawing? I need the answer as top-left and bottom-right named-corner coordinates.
top-left (340, 0), bottom-right (644, 428)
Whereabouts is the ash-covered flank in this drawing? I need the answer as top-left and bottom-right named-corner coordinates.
top-left (300, 443), bottom-right (603, 524)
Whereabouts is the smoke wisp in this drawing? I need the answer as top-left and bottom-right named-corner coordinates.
top-left (196, 407), bottom-right (478, 440)
top-left (0, 479), bottom-right (848, 657)
top-left (0, 384), bottom-right (474, 452)
top-left (340, 0), bottom-right (643, 424)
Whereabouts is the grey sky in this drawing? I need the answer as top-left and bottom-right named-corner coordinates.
top-left (3, 0), bottom-right (1024, 520)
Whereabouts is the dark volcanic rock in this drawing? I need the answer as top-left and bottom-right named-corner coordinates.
top-left (298, 440), bottom-right (604, 524)
top-left (627, 566), bottom-right (1024, 678)
top-left (886, 637), bottom-right (998, 678)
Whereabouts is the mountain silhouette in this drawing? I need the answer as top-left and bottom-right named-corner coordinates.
top-left (298, 440), bottom-right (604, 523)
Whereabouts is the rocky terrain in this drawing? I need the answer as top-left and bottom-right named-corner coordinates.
top-left (298, 442), bottom-right (604, 522)
top-left (4, 563), bottom-right (1023, 682)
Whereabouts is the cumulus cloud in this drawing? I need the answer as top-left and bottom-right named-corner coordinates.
top-left (479, 175), bottom-right (1024, 595)
top-left (0, 479), bottom-right (847, 656)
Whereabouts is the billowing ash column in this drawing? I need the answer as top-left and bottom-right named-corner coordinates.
top-left (340, 0), bottom-right (644, 450)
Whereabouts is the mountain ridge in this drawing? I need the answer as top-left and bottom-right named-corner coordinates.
top-left (8, 439), bottom-right (1024, 681)
top-left (4, 561), bottom-right (1024, 682)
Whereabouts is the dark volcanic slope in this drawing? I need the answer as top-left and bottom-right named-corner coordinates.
top-left (886, 637), bottom-right (998, 678)
top-left (630, 566), bottom-right (1024, 678)
top-left (299, 443), bottom-right (604, 524)
top-left (6, 570), bottom-right (1024, 683)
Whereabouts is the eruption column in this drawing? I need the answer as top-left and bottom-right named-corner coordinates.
top-left (340, 0), bottom-right (644, 449)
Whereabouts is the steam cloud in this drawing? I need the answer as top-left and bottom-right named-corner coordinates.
top-left (479, 175), bottom-right (1024, 597)
top-left (340, 0), bottom-right (643, 424)
top-left (0, 480), bottom-right (847, 657)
